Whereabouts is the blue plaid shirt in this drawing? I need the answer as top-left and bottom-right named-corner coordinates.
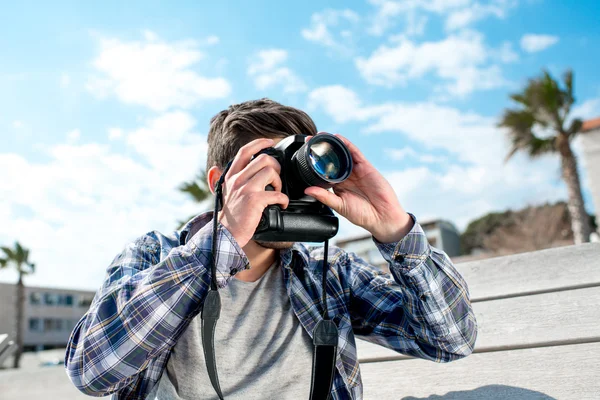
top-left (65, 212), bottom-right (477, 399)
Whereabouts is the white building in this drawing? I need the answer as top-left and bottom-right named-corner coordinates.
top-left (582, 117), bottom-right (600, 234)
top-left (0, 283), bottom-right (95, 351)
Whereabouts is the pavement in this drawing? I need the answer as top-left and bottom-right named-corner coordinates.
top-left (0, 349), bottom-right (92, 399)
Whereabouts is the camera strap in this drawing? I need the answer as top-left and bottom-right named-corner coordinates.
top-left (201, 165), bottom-right (339, 400)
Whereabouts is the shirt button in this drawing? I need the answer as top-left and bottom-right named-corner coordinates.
top-left (395, 254), bottom-right (405, 263)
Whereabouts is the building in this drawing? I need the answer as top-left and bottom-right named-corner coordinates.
top-left (582, 117), bottom-right (600, 233)
top-left (0, 283), bottom-right (95, 351)
top-left (335, 219), bottom-right (461, 271)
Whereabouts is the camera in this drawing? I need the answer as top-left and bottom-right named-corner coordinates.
top-left (251, 133), bottom-right (353, 243)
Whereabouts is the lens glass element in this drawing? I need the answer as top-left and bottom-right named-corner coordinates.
top-left (308, 142), bottom-right (343, 180)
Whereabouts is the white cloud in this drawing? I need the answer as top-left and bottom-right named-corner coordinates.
top-left (495, 41), bottom-right (519, 63)
top-left (67, 128), bottom-right (80, 142)
top-left (108, 127), bottom-right (124, 140)
top-left (86, 31), bottom-right (231, 111)
top-left (126, 111), bottom-right (207, 174)
top-left (367, 0), bottom-right (514, 36)
top-left (386, 147), bottom-right (445, 163)
top-left (308, 85), bottom-right (501, 165)
top-left (307, 85), bottom-right (390, 123)
top-left (355, 30), bottom-right (513, 96)
top-left (367, 0), bottom-right (470, 36)
top-left (247, 49), bottom-right (307, 93)
top-left (302, 9), bottom-right (360, 52)
top-left (309, 84), bottom-right (569, 232)
top-left (203, 35), bottom-right (220, 46)
top-left (445, 0), bottom-right (516, 31)
top-left (12, 120), bottom-right (23, 129)
top-left (520, 34), bottom-right (559, 53)
top-left (60, 73), bottom-right (71, 88)
top-left (0, 112), bottom-right (209, 290)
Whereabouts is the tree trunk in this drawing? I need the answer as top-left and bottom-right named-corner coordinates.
top-left (558, 136), bottom-right (592, 244)
top-left (13, 270), bottom-right (25, 369)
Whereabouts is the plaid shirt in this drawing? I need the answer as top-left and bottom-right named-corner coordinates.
top-left (65, 211), bottom-right (477, 399)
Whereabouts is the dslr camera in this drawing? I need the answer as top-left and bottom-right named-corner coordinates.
top-left (252, 133), bottom-right (353, 243)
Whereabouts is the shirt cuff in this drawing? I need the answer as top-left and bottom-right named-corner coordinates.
top-left (372, 213), bottom-right (431, 271)
top-left (186, 219), bottom-right (250, 288)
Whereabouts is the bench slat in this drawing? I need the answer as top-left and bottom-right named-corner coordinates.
top-left (357, 286), bottom-right (600, 362)
top-left (455, 242), bottom-right (600, 301)
top-left (360, 342), bottom-right (600, 399)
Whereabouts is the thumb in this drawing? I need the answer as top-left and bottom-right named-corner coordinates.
top-left (304, 187), bottom-right (343, 213)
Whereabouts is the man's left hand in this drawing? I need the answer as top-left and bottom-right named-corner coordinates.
top-left (304, 133), bottom-right (414, 243)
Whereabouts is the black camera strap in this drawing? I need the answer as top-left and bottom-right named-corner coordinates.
top-left (308, 238), bottom-right (339, 400)
top-left (201, 167), bottom-right (339, 400)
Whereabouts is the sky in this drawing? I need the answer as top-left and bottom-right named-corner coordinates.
top-left (1, 0), bottom-right (599, 290)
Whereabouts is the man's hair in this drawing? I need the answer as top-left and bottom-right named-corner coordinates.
top-left (207, 98), bottom-right (318, 170)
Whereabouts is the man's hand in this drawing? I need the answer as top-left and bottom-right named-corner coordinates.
top-left (304, 133), bottom-right (413, 243)
top-left (218, 138), bottom-right (290, 248)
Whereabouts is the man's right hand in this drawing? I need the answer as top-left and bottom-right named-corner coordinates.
top-left (218, 138), bottom-right (289, 248)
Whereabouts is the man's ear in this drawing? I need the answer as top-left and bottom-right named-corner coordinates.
top-left (207, 166), bottom-right (224, 195)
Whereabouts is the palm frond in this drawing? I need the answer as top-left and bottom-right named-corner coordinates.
top-left (0, 242), bottom-right (35, 274)
top-left (528, 136), bottom-right (557, 158)
top-left (566, 118), bottom-right (583, 138)
top-left (510, 93), bottom-right (530, 107)
top-left (562, 69), bottom-right (575, 118)
top-left (500, 109), bottom-right (558, 161)
top-left (179, 170), bottom-right (211, 203)
top-left (1, 246), bottom-right (15, 260)
top-left (501, 69), bottom-right (580, 161)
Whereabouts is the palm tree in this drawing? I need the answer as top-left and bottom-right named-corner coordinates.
top-left (499, 69), bottom-right (591, 244)
top-left (177, 169), bottom-right (212, 229)
top-left (0, 242), bottom-right (35, 368)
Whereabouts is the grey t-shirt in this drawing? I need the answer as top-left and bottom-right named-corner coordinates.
top-left (154, 261), bottom-right (314, 399)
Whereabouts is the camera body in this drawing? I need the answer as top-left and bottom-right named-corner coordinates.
top-left (251, 134), bottom-right (352, 243)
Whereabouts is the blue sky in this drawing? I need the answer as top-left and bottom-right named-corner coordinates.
top-left (2, 0), bottom-right (600, 290)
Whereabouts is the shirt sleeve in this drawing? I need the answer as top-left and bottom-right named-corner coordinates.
top-left (64, 221), bottom-right (248, 396)
top-left (347, 214), bottom-right (477, 362)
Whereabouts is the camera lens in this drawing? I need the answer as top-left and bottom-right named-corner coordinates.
top-left (309, 142), bottom-right (343, 180)
top-left (293, 134), bottom-right (353, 188)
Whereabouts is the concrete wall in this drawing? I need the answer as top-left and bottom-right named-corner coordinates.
top-left (581, 128), bottom-right (600, 223)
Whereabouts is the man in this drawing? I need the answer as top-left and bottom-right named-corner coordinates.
top-left (65, 99), bottom-right (477, 399)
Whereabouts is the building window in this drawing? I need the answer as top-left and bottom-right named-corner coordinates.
top-left (29, 318), bottom-right (41, 332)
top-left (44, 293), bottom-right (58, 305)
top-left (43, 318), bottom-right (66, 332)
top-left (78, 297), bottom-right (93, 308)
top-left (43, 318), bottom-right (53, 332)
top-left (64, 295), bottom-right (73, 306)
top-left (29, 292), bottom-right (41, 305)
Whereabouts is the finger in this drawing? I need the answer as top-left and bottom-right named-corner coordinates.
top-left (304, 186), bottom-right (343, 213)
top-left (333, 134), bottom-right (366, 163)
top-left (226, 138), bottom-right (275, 179)
top-left (236, 153), bottom-right (281, 185)
top-left (248, 166), bottom-right (283, 193)
top-left (257, 191), bottom-right (290, 209)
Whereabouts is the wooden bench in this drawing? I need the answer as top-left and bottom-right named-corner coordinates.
top-left (357, 242), bottom-right (600, 399)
